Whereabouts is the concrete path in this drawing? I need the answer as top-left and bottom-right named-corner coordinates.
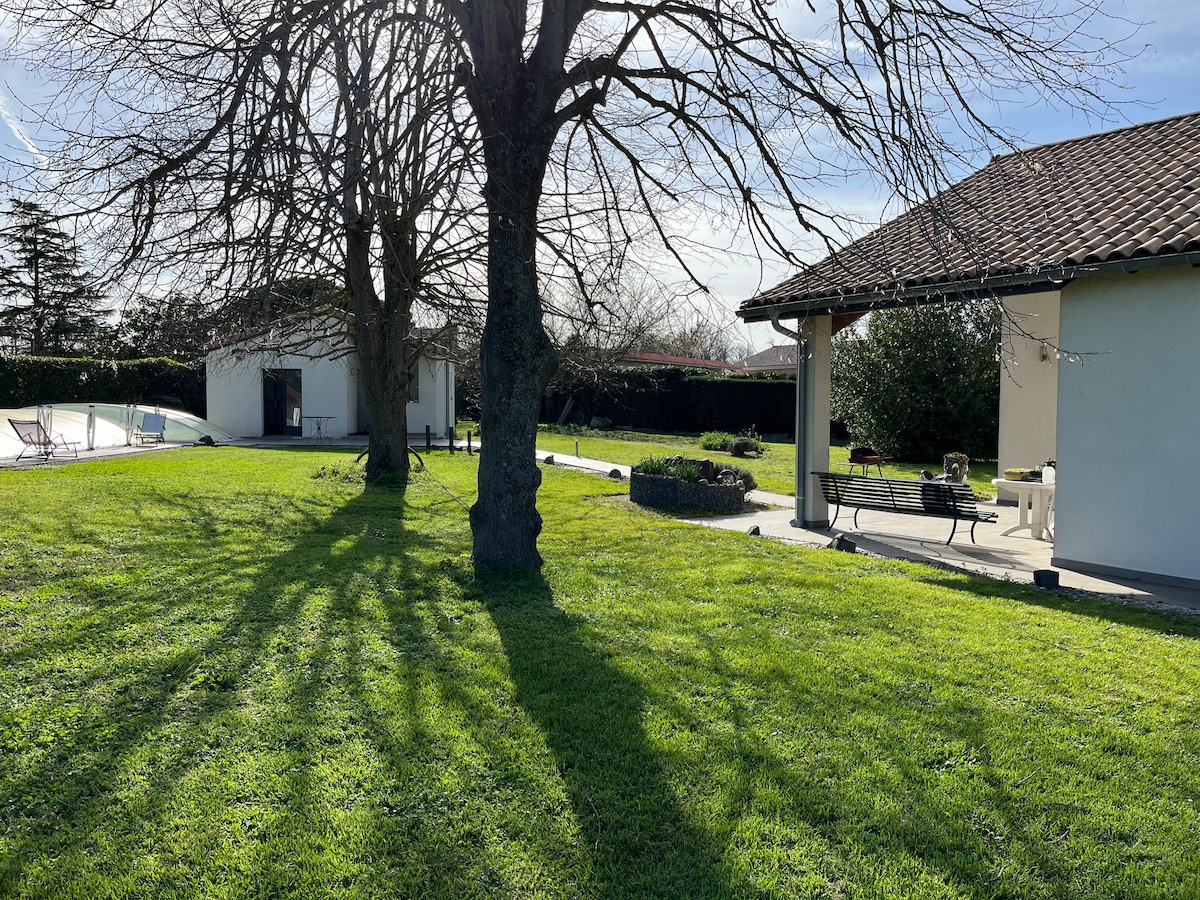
top-left (537, 448), bottom-right (1200, 614)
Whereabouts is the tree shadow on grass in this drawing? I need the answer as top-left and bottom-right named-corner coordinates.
top-left (6, 462), bottom-right (752, 899)
top-left (0, 479), bottom-right (470, 896)
top-left (10, 451), bottom-right (1191, 898)
top-left (469, 569), bottom-right (768, 899)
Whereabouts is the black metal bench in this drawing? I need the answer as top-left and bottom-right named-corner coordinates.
top-left (813, 471), bottom-right (997, 544)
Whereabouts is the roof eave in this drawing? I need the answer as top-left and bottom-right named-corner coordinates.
top-left (738, 251), bottom-right (1200, 323)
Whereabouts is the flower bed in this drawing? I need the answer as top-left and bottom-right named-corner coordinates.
top-left (629, 457), bottom-right (747, 513)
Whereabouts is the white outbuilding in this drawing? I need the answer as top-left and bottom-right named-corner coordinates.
top-left (205, 315), bottom-right (455, 441)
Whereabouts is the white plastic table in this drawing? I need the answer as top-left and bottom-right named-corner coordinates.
top-left (991, 478), bottom-right (1055, 540)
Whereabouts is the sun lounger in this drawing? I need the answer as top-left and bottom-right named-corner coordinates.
top-left (135, 413), bottom-right (167, 444)
top-left (8, 418), bottom-right (80, 461)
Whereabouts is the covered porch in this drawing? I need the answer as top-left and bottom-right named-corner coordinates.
top-left (738, 112), bottom-right (1200, 590)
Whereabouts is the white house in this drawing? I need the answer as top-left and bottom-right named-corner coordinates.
top-left (206, 316), bottom-right (455, 441)
top-left (739, 111), bottom-right (1200, 589)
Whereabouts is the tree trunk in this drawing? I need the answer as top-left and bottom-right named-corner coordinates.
top-left (469, 134), bottom-right (559, 569)
top-left (346, 224), bottom-right (411, 482)
top-left (354, 302), bottom-right (411, 481)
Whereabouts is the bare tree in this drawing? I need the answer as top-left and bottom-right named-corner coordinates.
top-left (5, 0), bottom-right (1128, 566)
top-left (544, 277), bottom-right (672, 385)
top-left (2, 0), bottom-right (484, 478)
top-left (634, 315), bottom-right (750, 364)
top-left (447, 0), bottom-right (1128, 567)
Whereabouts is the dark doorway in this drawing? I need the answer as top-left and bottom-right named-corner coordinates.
top-left (263, 369), bottom-right (302, 436)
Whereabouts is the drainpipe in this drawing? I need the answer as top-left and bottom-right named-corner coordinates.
top-left (770, 313), bottom-right (806, 527)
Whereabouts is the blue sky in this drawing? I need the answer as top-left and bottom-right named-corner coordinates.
top-left (716, 0), bottom-right (1200, 348)
top-left (1, 1), bottom-right (1198, 351)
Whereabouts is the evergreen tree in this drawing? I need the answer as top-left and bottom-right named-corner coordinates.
top-left (0, 200), bottom-right (108, 356)
top-left (831, 305), bottom-right (1001, 462)
top-left (116, 292), bottom-right (219, 361)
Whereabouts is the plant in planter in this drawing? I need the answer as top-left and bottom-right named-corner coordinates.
top-left (943, 451), bottom-right (970, 484)
top-left (634, 455), bottom-right (703, 481)
top-left (630, 455), bottom-right (746, 512)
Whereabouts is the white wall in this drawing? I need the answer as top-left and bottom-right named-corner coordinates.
top-left (208, 321), bottom-right (456, 440)
top-left (206, 341), bottom-right (358, 438)
top-left (997, 291), bottom-right (1060, 502)
top-left (355, 355), bottom-right (456, 439)
top-left (1053, 265), bottom-right (1200, 585)
top-left (406, 356), bottom-right (456, 438)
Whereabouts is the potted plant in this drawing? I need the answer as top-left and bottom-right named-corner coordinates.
top-left (943, 452), bottom-right (970, 484)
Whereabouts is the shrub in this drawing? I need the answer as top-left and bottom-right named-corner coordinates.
top-left (729, 437), bottom-right (757, 457)
top-left (633, 456), bottom-right (701, 483)
top-left (0, 356), bottom-right (206, 415)
top-left (728, 426), bottom-right (764, 457)
top-left (831, 305), bottom-right (999, 460)
top-left (717, 464), bottom-right (758, 492)
top-left (533, 368), bottom-right (798, 436)
top-left (539, 423), bottom-right (598, 437)
top-left (699, 431), bottom-right (734, 451)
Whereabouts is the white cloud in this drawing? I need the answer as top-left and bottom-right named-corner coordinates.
top-left (0, 87), bottom-right (49, 170)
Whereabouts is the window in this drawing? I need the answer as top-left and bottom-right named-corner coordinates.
top-left (408, 365), bottom-right (419, 403)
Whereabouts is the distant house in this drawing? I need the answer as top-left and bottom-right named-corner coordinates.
top-left (620, 350), bottom-right (740, 373)
top-left (205, 314), bottom-right (455, 440)
top-left (739, 110), bottom-right (1200, 589)
top-left (737, 344), bottom-right (798, 374)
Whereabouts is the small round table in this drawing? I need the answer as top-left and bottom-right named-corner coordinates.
top-left (303, 415), bottom-right (336, 444)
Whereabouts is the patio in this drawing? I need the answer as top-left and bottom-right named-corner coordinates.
top-left (685, 489), bottom-right (1200, 614)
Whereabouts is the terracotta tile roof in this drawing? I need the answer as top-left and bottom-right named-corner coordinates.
top-left (740, 111), bottom-right (1200, 320)
top-left (621, 350), bottom-right (740, 372)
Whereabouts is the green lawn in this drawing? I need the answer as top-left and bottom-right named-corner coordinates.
top-left (534, 426), bottom-right (1000, 498)
top-left (1, 448), bottom-right (1197, 898)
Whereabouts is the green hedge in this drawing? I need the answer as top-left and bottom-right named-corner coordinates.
top-left (539, 368), bottom-right (797, 436)
top-left (0, 356), bottom-right (206, 416)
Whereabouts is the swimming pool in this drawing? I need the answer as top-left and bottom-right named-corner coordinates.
top-left (1, 403), bottom-right (240, 459)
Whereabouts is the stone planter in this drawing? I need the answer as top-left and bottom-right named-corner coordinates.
top-left (630, 471), bottom-right (745, 513)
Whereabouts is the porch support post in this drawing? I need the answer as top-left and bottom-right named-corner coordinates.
top-left (801, 317), bottom-right (832, 528)
top-left (771, 315), bottom-right (806, 525)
